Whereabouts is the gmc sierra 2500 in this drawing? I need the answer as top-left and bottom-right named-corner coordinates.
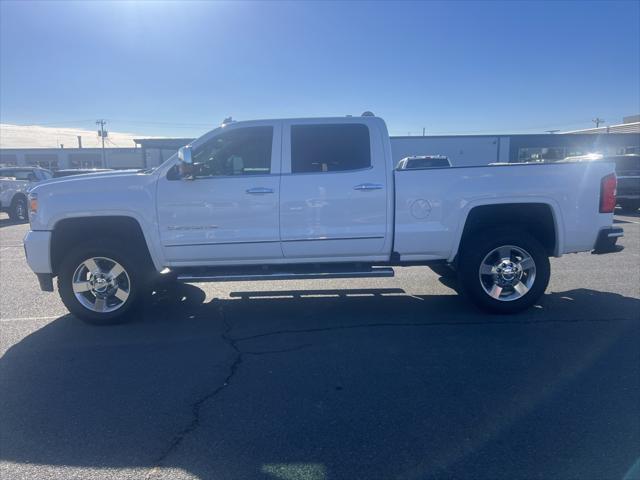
top-left (23, 115), bottom-right (622, 324)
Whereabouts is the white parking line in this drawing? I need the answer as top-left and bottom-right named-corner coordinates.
top-left (0, 315), bottom-right (60, 322)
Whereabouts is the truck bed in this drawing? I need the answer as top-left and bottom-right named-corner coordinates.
top-left (393, 161), bottom-right (615, 261)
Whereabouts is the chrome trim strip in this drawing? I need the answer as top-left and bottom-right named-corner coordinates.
top-left (165, 236), bottom-right (384, 247)
top-left (165, 240), bottom-right (280, 247)
top-left (283, 236), bottom-right (385, 242)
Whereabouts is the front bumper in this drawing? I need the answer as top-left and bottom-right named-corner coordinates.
top-left (23, 230), bottom-right (53, 274)
top-left (592, 227), bottom-right (624, 254)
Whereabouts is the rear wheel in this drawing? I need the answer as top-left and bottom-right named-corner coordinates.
top-left (58, 241), bottom-right (144, 324)
top-left (9, 196), bottom-right (28, 222)
top-left (457, 229), bottom-right (550, 314)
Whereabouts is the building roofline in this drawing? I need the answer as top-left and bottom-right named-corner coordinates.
top-left (390, 132), bottom-right (639, 139)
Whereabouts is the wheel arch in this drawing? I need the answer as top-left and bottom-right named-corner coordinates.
top-left (50, 215), bottom-right (161, 275)
top-left (449, 199), bottom-right (563, 263)
top-left (10, 192), bottom-right (28, 206)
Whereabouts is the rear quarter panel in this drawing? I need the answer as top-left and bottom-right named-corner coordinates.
top-left (394, 161), bottom-right (615, 261)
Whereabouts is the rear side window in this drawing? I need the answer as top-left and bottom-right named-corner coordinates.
top-left (291, 124), bottom-right (371, 173)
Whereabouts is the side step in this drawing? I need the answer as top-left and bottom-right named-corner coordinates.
top-left (174, 264), bottom-right (395, 283)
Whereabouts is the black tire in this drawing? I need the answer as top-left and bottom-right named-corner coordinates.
top-left (57, 239), bottom-right (145, 325)
top-left (9, 196), bottom-right (28, 223)
top-left (457, 228), bottom-right (550, 314)
top-left (618, 199), bottom-right (640, 213)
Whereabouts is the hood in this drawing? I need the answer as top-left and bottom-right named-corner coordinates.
top-left (41, 169), bottom-right (143, 185)
top-left (28, 168), bottom-right (158, 231)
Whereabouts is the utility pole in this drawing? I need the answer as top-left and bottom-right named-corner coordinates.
top-left (592, 117), bottom-right (605, 128)
top-left (422, 127), bottom-right (426, 136)
top-left (96, 119), bottom-right (107, 167)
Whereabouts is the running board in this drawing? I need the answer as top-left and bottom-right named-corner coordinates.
top-left (175, 265), bottom-right (395, 283)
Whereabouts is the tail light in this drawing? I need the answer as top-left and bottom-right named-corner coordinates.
top-left (599, 173), bottom-right (617, 213)
top-left (29, 193), bottom-right (38, 215)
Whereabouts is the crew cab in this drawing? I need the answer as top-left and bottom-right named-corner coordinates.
top-left (23, 115), bottom-right (622, 324)
top-left (0, 167), bottom-right (52, 222)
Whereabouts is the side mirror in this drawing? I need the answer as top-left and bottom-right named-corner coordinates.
top-left (178, 145), bottom-right (193, 165)
top-left (177, 145), bottom-right (195, 180)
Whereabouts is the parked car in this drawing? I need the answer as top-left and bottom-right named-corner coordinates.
top-left (607, 154), bottom-right (640, 212)
top-left (396, 155), bottom-right (451, 170)
top-left (0, 167), bottom-right (52, 222)
top-left (52, 168), bottom-right (114, 178)
top-left (23, 115), bottom-right (622, 324)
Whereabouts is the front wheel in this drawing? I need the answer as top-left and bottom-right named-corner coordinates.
top-left (457, 229), bottom-right (550, 314)
top-left (58, 241), bottom-right (144, 324)
top-left (9, 196), bottom-right (28, 222)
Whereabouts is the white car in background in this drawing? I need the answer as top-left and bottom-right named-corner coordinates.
top-left (0, 167), bottom-right (52, 222)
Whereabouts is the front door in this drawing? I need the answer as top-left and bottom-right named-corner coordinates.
top-left (157, 122), bottom-right (282, 264)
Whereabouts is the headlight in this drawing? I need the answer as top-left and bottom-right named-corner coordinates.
top-left (29, 193), bottom-right (38, 215)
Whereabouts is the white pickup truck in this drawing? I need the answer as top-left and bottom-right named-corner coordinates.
top-left (23, 115), bottom-right (622, 324)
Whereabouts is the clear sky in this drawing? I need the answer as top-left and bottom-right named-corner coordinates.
top-left (1, 0), bottom-right (639, 138)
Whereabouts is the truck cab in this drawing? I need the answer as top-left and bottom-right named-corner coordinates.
top-left (157, 116), bottom-right (393, 265)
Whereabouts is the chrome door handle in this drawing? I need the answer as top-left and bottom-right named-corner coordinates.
top-left (246, 187), bottom-right (274, 194)
top-left (353, 183), bottom-right (384, 191)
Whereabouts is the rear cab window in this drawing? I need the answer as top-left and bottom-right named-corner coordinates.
top-left (290, 124), bottom-right (371, 173)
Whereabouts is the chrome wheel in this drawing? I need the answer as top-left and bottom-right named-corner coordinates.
top-left (72, 257), bottom-right (131, 313)
top-left (14, 200), bottom-right (27, 221)
top-left (479, 245), bottom-right (536, 302)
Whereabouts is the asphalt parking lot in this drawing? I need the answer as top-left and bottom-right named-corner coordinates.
top-left (1, 212), bottom-right (639, 480)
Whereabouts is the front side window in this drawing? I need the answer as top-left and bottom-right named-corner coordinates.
top-left (291, 124), bottom-right (370, 173)
top-left (192, 126), bottom-right (273, 177)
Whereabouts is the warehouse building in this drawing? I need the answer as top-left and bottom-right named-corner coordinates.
top-left (1, 117), bottom-right (638, 170)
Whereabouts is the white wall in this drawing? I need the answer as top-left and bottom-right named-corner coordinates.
top-left (390, 136), bottom-right (509, 167)
top-left (0, 148), bottom-right (143, 169)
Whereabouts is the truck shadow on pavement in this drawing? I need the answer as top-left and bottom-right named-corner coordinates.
top-left (1, 285), bottom-right (639, 480)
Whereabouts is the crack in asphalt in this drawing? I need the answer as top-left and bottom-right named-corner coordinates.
top-left (234, 315), bottom-right (638, 343)
top-left (147, 306), bottom-right (242, 477)
top-left (147, 307), bottom-right (312, 478)
top-left (145, 310), bottom-right (636, 477)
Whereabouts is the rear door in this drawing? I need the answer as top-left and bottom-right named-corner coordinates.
top-left (279, 119), bottom-right (390, 260)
